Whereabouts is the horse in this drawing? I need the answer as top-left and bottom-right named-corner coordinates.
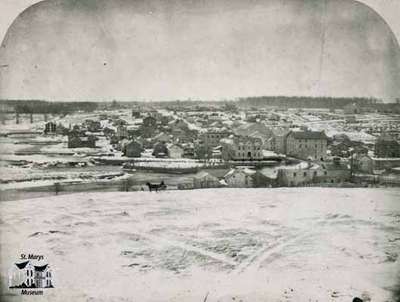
top-left (146, 181), bottom-right (167, 192)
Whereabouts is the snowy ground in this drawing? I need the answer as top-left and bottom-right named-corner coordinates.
top-left (1, 188), bottom-right (400, 301)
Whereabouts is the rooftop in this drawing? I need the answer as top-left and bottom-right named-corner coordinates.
top-left (290, 131), bottom-right (328, 140)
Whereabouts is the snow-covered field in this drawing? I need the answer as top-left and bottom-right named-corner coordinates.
top-left (1, 188), bottom-right (399, 301)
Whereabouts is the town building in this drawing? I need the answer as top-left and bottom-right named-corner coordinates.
top-left (374, 133), bottom-right (400, 158)
top-left (223, 167), bottom-right (275, 187)
top-left (343, 103), bottom-right (362, 114)
top-left (220, 136), bottom-right (263, 161)
top-left (143, 116), bottom-right (157, 128)
top-left (131, 108), bottom-right (141, 118)
top-left (172, 128), bottom-right (193, 144)
top-left (200, 130), bottom-right (232, 150)
top-left (183, 146), bottom-right (195, 159)
top-left (329, 139), bottom-right (368, 157)
top-left (152, 142), bottom-right (169, 158)
top-left (285, 131), bottom-right (328, 161)
top-left (85, 119), bottom-right (101, 132)
top-left (116, 125), bottom-right (128, 139)
top-left (153, 132), bottom-right (171, 143)
top-left (123, 141), bottom-right (143, 158)
top-left (169, 119), bottom-right (189, 131)
top-left (234, 122), bottom-right (273, 144)
top-left (44, 122), bottom-right (57, 134)
top-left (266, 128), bottom-right (290, 154)
top-left (224, 167), bottom-right (257, 188)
top-left (146, 109), bottom-right (162, 120)
top-left (277, 160), bottom-right (350, 186)
top-left (68, 134), bottom-right (96, 148)
top-left (192, 171), bottom-right (221, 189)
top-left (356, 155), bottom-right (400, 174)
top-left (168, 144), bottom-right (184, 159)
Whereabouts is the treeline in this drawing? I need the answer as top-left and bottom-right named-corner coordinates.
top-left (0, 100), bottom-right (98, 113)
top-left (237, 96), bottom-right (380, 108)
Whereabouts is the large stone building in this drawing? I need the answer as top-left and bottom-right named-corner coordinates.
top-left (374, 133), bottom-right (400, 158)
top-left (220, 136), bottom-right (263, 161)
top-left (285, 131), bottom-right (328, 161)
top-left (201, 130), bottom-right (232, 150)
top-left (266, 128), bottom-right (290, 154)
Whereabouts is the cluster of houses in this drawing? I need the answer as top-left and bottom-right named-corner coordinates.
top-left (178, 158), bottom-right (351, 190)
top-left (42, 104), bottom-right (400, 188)
top-left (355, 132), bottom-right (400, 176)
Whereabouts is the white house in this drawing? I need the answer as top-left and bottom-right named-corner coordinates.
top-left (168, 144), bottom-right (184, 159)
top-left (224, 167), bottom-right (257, 188)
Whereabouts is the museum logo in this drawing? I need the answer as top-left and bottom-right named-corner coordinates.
top-left (8, 254), bottom-right (54, 295)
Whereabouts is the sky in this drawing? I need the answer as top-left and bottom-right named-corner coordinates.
top-left (0, 0), bottom-right (399, 48)
top-left (0, 0), bottom-right (399, 102)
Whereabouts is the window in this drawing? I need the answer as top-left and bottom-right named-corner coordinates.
top-left (313, 171), bottom-right (317, 177)
top-left (324, 171), bottom-right (327, 176)
top-left (293, 172), bottom-right (297, 177)
top-left (303, 172), bottom-right (307, 177)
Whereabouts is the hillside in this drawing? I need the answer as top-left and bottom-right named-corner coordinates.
top-left (1, 188), bottom-right (399, 301)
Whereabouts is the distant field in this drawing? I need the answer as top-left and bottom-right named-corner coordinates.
top-left (1, 188), bottom-right (399, 301)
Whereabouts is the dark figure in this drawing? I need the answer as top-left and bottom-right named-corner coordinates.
top-left (146, 181), bottom-right (167, 192)
top-left (353, 298), bottom-right (363, 302)
top-left (54, 182), bottom-right (61, 195)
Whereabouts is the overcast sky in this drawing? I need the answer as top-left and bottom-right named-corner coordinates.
top-left (0, 0), bottom-right (399, 102)
top-left (2, 0), bottom-right (399, 44)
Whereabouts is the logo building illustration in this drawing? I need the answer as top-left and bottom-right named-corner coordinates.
top-left (9, 261), bottom-right (53, 289)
